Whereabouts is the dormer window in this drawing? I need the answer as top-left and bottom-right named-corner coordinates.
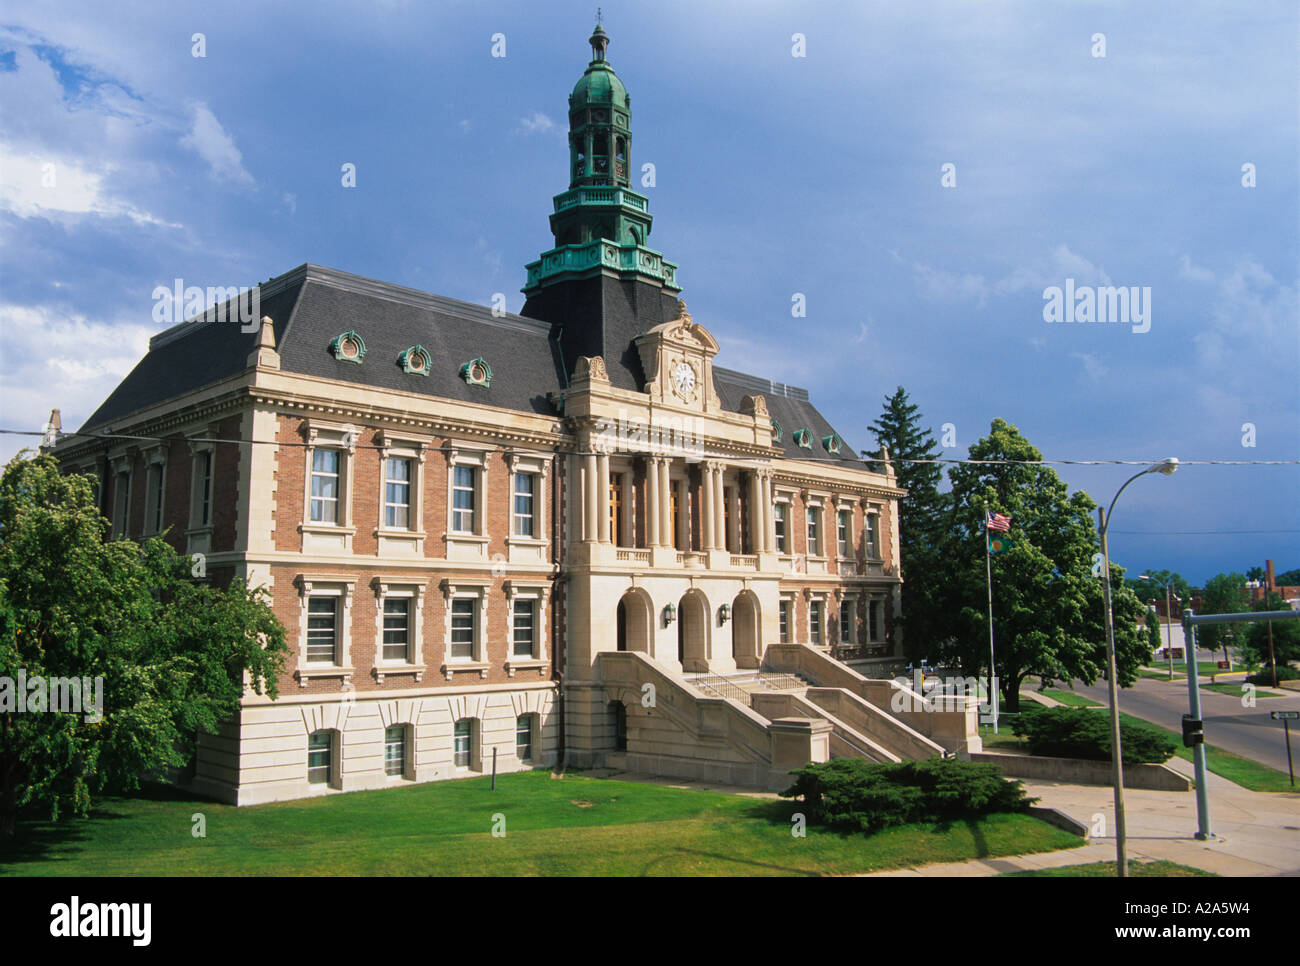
top-left (822, 433), bottom-right (842, 455)
top-left (398, 345), bottom-right (431, 376)
top-left (770, 419), bottom-right (783, 443)
top-left (460, 357), bottom-right (492, 388)
top-left (793, 428), bottom-right (812, 449)
top-left (329, 330), bottom-right (366, 364)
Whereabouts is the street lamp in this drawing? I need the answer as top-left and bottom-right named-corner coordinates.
top-left (1098, 457), bottom-right (1178, 879)
top-left (1139, 575), bottom-right (1179, 681)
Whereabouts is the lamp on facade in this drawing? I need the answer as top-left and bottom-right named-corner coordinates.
top-left (663, 602), bottom-right (676, 626)
top-left (719, 603), bottom-right (731, 624)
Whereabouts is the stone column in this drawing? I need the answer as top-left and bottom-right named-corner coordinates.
top-left (700, 463), bottom-right (715, 550)
top-left (583, 451), bottom-right (597, 542)
top-left (748, 471), bottom-right (762, 554)
top-left (597, 452), bottom-right (611, 544)
top-left (760, 473), bottom-right (774, 553)
top-left (659, 460), bottom-right (672, 547)
top-left (645, 456), bottom-right (660, 547)
top-left (713, 465), bottom-right (726, 551)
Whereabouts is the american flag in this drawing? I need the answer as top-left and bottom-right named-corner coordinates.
top-left (986, 509), bottom-right (1011, 532)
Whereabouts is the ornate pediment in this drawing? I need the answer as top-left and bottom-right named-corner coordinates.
top-left (633, 301), bottom-right (721, 412)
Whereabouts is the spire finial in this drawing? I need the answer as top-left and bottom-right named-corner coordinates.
top-left (589, 17), bottom-right (609, 61)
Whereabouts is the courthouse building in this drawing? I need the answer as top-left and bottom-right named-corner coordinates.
top-left (54, 26), bottom-right (976, 804)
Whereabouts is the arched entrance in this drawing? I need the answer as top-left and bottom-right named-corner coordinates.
top-left (677, 590), bottom-right (710, 672)
top-left (616, 588), bottom-right (652, 655)
top-left (732, 591), bottom-right (760, 668)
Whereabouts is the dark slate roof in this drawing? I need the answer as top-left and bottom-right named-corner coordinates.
top-left (80, 265), bottom-right (861, 469)
top-left (713, 367), bottom-right (861, 466)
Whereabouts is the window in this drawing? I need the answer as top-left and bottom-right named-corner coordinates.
top-left (384, 725), bottom-right (406, 777)
top-left (382, 598), bottom-right (410, 662)
top-left (869, 600), bottom-right (882, 642)
top-left (513, 472), bottom-right (535, 536)
top-left (779, 600), bottom-right (790, 643)
top-left (453, 719), bottom-right (473, 768)
top-left (383, 458), bottom-right (411, 529)
top-left (196, 451), bottom-right (212, 527)
top-left (774, 503), bottom-right (787, 553)
top-left (306, 597), bottom-right (338, 663)
top-left (307, 731), bottom-right (333, 785)
top-left (837, 509), bottom-right (851, 557)
top-left (865, 511), bottom-right (879, 558)
top-left (609, 472), bottom-right (623, 546)
top-left (670, 482), bottom-right (682, 549)
top-left (146, 462), bottom-right (165, 534)
top-left (452, 465), bottom-right (476, 532)
top-left (809, 599), bottom-right (823, 645)
top-left (611, 702), bottom-right (627, 752)
top-left (516, 715), bottom-right (534, 762)
top-left (806, 507), bottom-right (820, 556)
top-left (512, 598), bottom-right (536, 658)
top-left (113, 470), bottom-right (131, 537)
top-left (839, 600), bottom-right (855, 643)
top-left (450, 598), bottom-right (475, 659)
top-left (310, 449), bottom-right (340, 523)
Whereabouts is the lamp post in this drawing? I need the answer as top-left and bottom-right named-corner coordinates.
top-left (1098, 457), bottom-right (1179, 879)
top-left (1139, 576), bottom-right (1178, 681)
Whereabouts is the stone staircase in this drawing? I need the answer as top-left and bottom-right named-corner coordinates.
top-left (684, 671), bottom-right (808, 704)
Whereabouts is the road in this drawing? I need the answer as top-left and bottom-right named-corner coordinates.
top-left (1069, 665), bottom-right (1300, 776)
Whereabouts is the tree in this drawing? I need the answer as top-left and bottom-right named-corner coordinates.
top-left (1124, 569), bottom-right (1192, 610)
top-left (867, 387), bottom-right (949, 662)
top-left (1145, 609), bottom-right (1162, 654)
top-left (1274, 567), bottom-right (1300, 586)
top-left (1246, 566), bottom-right (1265, 583)
top-left (1196, 573), bottom-right (1248, 654)
top-left (931, 419), bottom-right (1149, 711)
top-left (0, 454), bottom-right (288, 838)
top-left (1242, 591), bottom-right (1300, 670)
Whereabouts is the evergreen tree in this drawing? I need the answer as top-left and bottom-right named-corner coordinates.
top-left (867, 387), bottom-right (949, 662)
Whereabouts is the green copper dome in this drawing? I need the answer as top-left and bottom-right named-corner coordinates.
top-left (569, 25), bottom-right (628, 110)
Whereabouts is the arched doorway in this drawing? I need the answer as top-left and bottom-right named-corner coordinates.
top-left (616, 588), bottom-right (652, 655)
top-left (732, 591), bottom-right (760, 668)
top-left (677, 590), bottom-right (710, 672)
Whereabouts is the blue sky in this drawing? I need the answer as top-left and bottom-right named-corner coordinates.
top-left (0, 0), bottom-right (1296, 585)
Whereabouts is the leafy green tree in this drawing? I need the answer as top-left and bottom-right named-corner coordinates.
top-left (1274, 568), bottom-right (1300, 586)
top-left (1145, 609), bottom-right (1162, 654)
top-left (1196, 573), bottom-right (1248, 654)
top-left (1124, 569), bottom-right (1192, 609)
top-left (931, 419), bottom-right (1149, 711)
top-left (0, 454), bottom-right (288, 838)
top-left (1246, 566), bottom-right (1265, 583)
top-left (867, 387), bottom-right (949, 662)
top-left (1241, 591), bottom-right (1300, 671)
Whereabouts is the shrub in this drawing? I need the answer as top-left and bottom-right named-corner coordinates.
top-left (1246, 665), bottom-right (1300, 685)
top-left (1011, 706), bottom-right (1175, 764)
top-left (781, 756), bottom-right (1034, 835)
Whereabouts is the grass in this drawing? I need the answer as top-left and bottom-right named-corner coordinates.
top-left (1005, 859), bottom-right (1215, 877)
top-left (0, 770), bottom-right (1084, 877)
top-left (1115, 712), bottom-right (1297, 794)
top-left (1201, 682), bottom-right (1287, 698)
top-left (1040, 689), bottom-right (1103, 708)
top-left (1137, 668), bottom-right (1182, 681)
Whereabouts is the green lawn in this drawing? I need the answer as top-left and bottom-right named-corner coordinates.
top-left (1115, 712), bottom-right (1297, 794)
top-left (1138, 668), bottom-right (1182, 681)
top-left (1040, 689), bottom-right (1103, 708)
top-left (1201, 682), bottom-right (1287, 698)
top-left (0, 770), bottom-right (1083, 876)
top-left (1005, 859), bottom-right (1214, 877)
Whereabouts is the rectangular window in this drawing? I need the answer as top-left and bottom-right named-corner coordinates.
top-left (198, 451), bottom-right (213, 527)
top-left (837, 509), bottom-right (850, 557)
top-left (806, 507), bottom-right (820, 556)
top-left (840, 600), bottom-right (854, 643)
top-left (307, 731), bottom-right (332, 785)
top-left (147, 463), bottom-right (164, 534)
top-left (866, 512), bottom-right (878, 558)
top-left (452, 465), bottom-right (476, 533)
top-left (310, 449), bottom-right (340, 523)
top-left (383, 457), bottom-right (411, 529)
top-left (513, 473), bottom-right (535, 537)
top-left (382, 598), bottom-right (410, 662)
top-left (516, 715), bottom-right (534, 762)
top-left (453, 719), bottom-right (472, 768)
top-left (114, 471), bottom-right (131, 536)
top-left (869, 600), bottom-right (882, 642)
top-left (384, 725), bottom-right (405, 777)
top-left (774, 503), bottom-right (787, 553)
top-left (306, 597), bottom-right (338, 663)
top-left (609, 472), bottom-right (623, 546)
top-left (779, 600), bottom-right (790, 643)
top-left (809, 599), bottom-right (823, 645)
top-left (450, 598), bottom-right (475, 659)
top-left (671, 483), bottom-right (682, 550)
top-left (512, 598), bottom-right (536, 658)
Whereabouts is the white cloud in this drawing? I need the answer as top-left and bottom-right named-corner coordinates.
top-left (0, 147), bottom-right (179, 226)
top-left (1178, 254), bottom-right (1214, 284)
top-left (517, 111), bottom-right (556, 134)
top-left (1071, 351), bottom-right (1109, 383)
top-left (180, 102), bottom-right (252, 185)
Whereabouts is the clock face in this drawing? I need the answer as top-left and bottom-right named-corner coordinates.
top-left (673, 361), bottom-right (696, 398)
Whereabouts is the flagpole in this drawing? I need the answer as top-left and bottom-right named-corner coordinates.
top-left (984, 500), bottom-right (998, 733)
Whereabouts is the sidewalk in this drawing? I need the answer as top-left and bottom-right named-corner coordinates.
top-left (864, 756), bottom-right (1300, 876)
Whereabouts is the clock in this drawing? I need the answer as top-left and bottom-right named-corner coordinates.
top-left (672, 361), bottom-right (696, 398)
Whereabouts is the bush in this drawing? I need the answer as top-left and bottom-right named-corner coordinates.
top-left (1246, 665), bottom-right (1300, 685)
top-left (1011, 706), bottom-right (1175, 764)
top-left (781, 757), bottom-right (1034, 835)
